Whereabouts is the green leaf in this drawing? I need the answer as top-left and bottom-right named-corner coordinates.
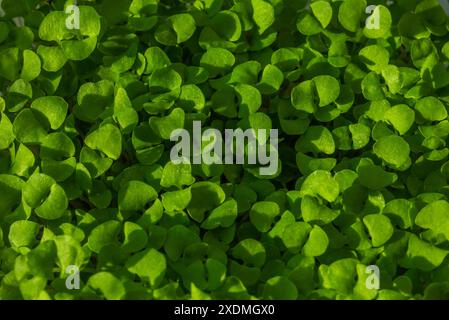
top-left (319, 258), bottom-right (358, 294)
top-left (401, 235), bottom-right (449, 271)
top-left (87, 272), bottom-right (126, 300)
top-left (251, 0), bottom-right (275, 34)
top-left (338, 0), bottom-right (367, 32)
top-left (75, 80), bottom-right (114, 122)
top-left (85, 124), bottom-right (123, 160)
top-left (126, 248), bottom-right (166, 286)
top-left (160, 162), bottom-right (195, 189)
top-left (363, 214), bottom-right (394, 247)
top-left (383, 199), bottom-right (416, 229)
top-left (54, 235), bottom-right (85, 273)
top-left (281, 222), bottom-right (311, 253)
top-left (144, 47), bottom-right (171, 74)
top-left (7, 79), bottom-right (32, 112)
top-left (118, 180), bottom-right (157, 211)
top-left (382, 65), bottom-right (401, 94)
top-left (295, 126), bottom-right (335, 155)
top-left (256, 64), bottom-right (284, 95)
top-left (232, 239), bottom-right (266, 268)
top-left (22, 173), bottom-right (68, 220)
top-left (303, 225), bottom-right (329, 257)
top-left (415, 200), bottom-right (449, 242)
top-left (149, 108), bottom-right (185, 140)
top-left (349, 123), bottom-right (371, 150)
top-left (41, 132), bottom-right (75, 160)
top-left (0, 174), bottom-right (24, 217)
top-left (385, 104), bottom-right (415, 135)
top-left (311, 1), bottom-right (333, 29)
top-left (164, 225), bottom-right (200, 261)
top-left (61, 37), bottom-right (98, 62)
top-left (113, 87), bottom-right (138, 132)
top-left (200, 48), bottom-right (235, 78)
top-left (362, 72), bottom-right (385, 101)
top-left (13, 109), bottom-right (48, 144)
top-left (187, 182), bottom-right (225, 222)
top-left (149, 67), bottom-right (182, 94)
top-left (373, 135), bottom-right (410, 168)
top-left (21, 49), bottom-right (41, 81)
top-left (11, 144), bottom-right (35, 177)
top-left (162, 188), bottom-right (192, 212)
top-left (229, 61), bottom-right (261, 85)
top-left (87, 220), bottom-right (121, 254)
top-left (301, 196), bottom-right (340, 224)
top-left (0, 113), bottom-right (14, 150)
top-left (291, 80), bottom-right (315, 113)
top-left (9, 220), bottom-right (39, 249)
top-left (272, 48), bottom-right (300, 71)
top-left (179, 84), bottom-right (206, 112)
top-left (201, 199), bottom-right (238, 229)
top-left (359, 45), bottom-right (390, 73)
top-left (250, 201), bottom-right (280, 232)
top-left (297, 11), bottom-right (322, 36)
top-left (296, 152), bottom-right (336, 176)
top-left (300, 170), bottom-right (340, 202)
top-left (313, 75), bottom-right (340, 107)
top-left (0, 47), bottom-right (20, 81)
top-left (37, 46), bottom-right (67, 72)
top-left (168, 13), bottom-right (196, 44)
top-left (31, 96), bottom-right (68, 130)
top-left (263, 276), bottom-right (298, 300)
top-left (210, 10), bottom-right (242, 41)
top-left (357, 163), bottom-right (398, 190)
top-left (415, 96), bottom-right (448, 122)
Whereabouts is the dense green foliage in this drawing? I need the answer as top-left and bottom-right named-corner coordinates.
top-left (1, 0), bottom-right (449, 300)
